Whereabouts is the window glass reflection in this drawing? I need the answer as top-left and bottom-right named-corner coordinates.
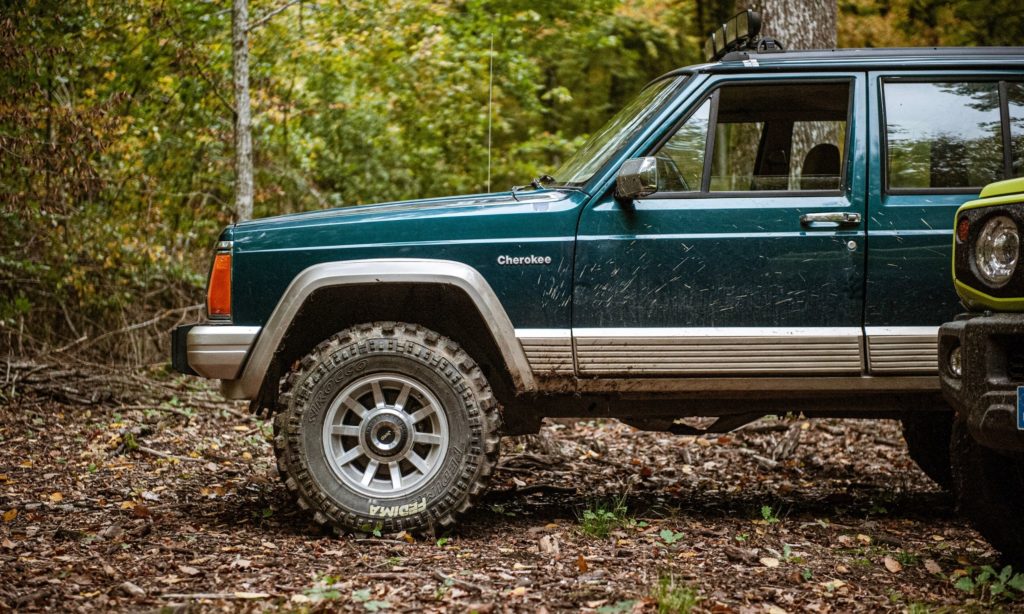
top-left (885, 82), bottom-right (1003, 189)
top-left (1008, 82), bottom-right (1024, 178)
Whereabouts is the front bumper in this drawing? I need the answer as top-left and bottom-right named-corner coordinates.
top-left (171, 324), bottom-right (261, 380)
top-left (940, 313), bottom-right (1024, 451)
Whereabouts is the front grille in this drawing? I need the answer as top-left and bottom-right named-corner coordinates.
top-left (1008, 347), bottom-right (1024, 382)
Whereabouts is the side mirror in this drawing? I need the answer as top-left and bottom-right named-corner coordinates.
top-left (614, 157), bottom-right (659, 202)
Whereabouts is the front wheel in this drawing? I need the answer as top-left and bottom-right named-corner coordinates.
top-left (273, 322), bottom-right (501, 534)
top-left (951, 419), bottom-right (1024, 561)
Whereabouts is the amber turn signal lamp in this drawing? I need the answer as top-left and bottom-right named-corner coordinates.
top-left (207, 252), bottom-right (232, 318)
top-left (956, 217), bottom-right (970, 243)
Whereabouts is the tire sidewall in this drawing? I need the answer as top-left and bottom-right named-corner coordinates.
top-left (288, 334), bottom-right (486, 530)
top-left (952, 419), bottom-right (1024, 560)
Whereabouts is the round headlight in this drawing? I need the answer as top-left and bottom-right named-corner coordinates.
top-left (949, 345), bottom-right (962, 378)
top-left (974, 215), bottom-right (1019, 287)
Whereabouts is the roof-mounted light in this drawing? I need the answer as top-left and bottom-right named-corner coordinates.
top-left (704, 10), bottom-right (780, 62)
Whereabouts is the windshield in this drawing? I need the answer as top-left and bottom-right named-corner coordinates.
top-left (551, 76), bottom-right (687, 188)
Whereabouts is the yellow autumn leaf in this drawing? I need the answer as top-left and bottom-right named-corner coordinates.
top-left (49, 492), bottom-right (63, 503)
top-left (3, 509), bottom-right (17, 522)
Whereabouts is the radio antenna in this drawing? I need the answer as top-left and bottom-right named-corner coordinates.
top-left (486, 28), bottom-right (494, 193)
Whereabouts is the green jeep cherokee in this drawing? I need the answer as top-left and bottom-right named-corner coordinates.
top-left (172, 27), bottom-right (1024, 533)
top-left (940, 177), bottom-right (1024, 558)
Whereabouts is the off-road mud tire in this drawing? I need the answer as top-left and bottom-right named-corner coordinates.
top-left (951, 419), bottom-right (1024, 561)
top-left (900, 412), bottom-right (953, 490)
top-left (273, 322), bottom-right (501, 534)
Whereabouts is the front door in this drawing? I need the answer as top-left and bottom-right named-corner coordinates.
top-left (573, 74), bottom-right (868, 376)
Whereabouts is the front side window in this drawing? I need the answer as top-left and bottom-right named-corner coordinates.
top-left (651, 99), bottom-right (710, 192)
top-left (884, 81), bottom-right (1004, 190)
top-left (650, 81), bottom-right (850, 194)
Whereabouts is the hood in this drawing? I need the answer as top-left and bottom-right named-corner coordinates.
top-left (229, 189), bottom-right (580, 252)
top-left (235, 190), bottom-right (567, 230)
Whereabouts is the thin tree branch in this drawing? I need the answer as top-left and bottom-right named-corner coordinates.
top-left (248, 0), bottom-right (303, 31)
top-left (45, 304), bottom-right (203, 356)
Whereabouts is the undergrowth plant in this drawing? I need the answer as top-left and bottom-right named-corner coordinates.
top-left (652, 575), bottom-right (700, 614)
top-left (578, 496), bottom-right (630, 539)
top-left (952, 565), bottom-right (1024, 603)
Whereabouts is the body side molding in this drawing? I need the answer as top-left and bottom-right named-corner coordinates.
top-left (221, 259), bottom-right (536, 399)
top-left (865, 326), bottom-right (939, 374)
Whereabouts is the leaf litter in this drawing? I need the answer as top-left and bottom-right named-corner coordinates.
top-left (0, 369), bottom-right (1017, 612)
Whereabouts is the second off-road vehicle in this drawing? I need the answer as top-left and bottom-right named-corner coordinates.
top-left (940, 177), bottom-right (1024, 559)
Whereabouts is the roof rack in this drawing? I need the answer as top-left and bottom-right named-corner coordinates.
top-left (703, 10), bottom-right (784, 62)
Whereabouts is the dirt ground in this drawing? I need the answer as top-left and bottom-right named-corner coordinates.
top-left (1, 368), bottom-right (1021, 613)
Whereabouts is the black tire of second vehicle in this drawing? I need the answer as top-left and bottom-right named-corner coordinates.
top-left (273, 321), bottom-right (501, 534)
top-left (951, 419), bottom-right (1024, 561)
top-left (900, 411), bottom-right (954, 490)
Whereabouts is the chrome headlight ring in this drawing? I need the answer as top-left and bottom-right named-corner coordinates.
top-left (973, 215), bottom-right (1019, 288)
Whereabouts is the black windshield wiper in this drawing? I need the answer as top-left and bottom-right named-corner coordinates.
top-left (531, 174), bottom-right (555, 189)
top-left (511, 175), bottom-right (556, 201)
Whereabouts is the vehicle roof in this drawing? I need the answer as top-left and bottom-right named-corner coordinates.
top-left (663, 47), bottom-right (1024, 77)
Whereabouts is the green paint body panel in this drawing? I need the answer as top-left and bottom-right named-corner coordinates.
top-left (222, 49), bottom-right (1024, 347)
top-left (231, 190), bottom-right (584, 329)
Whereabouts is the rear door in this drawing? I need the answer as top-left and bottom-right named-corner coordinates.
top-left (865, 73), bottom-right (1024, 373)
top-left (572, 73), bottom-right (868, 376)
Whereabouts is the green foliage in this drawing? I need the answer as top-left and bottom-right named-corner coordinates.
top-left (352, 587), bottom-right (390, 611)
top-left (952, 565), bottom-right (1024, 603)
top-left (3, 0), bottom-right (1015, 363)
top-left (652, 575), bottom-right (700, 614)
top-left (659, 529), bottom-right (684, 545)
top-left (578, 496), bottom-right (630, 539)
top-left (598, 600), bottom-right (639, 614)
top-left (838, 0), bottom-right (1024, 48)
top-left (303, 575), bottom-right (341, 602)
top-left (760, 505), bottom-right (780, 524)
top-left (0, 0), bottom-right (699, 362)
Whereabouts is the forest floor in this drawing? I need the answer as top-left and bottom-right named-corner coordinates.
top-left (1, 364), bottom-right (1022, 613)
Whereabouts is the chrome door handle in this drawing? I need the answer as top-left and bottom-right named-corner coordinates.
top-left (800, 212), bottom-right (861, 226)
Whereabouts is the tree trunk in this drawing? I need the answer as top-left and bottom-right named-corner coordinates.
top-left (232, 0), bottom-right (254, 221)
top-left (738, 0), bottom-right (837, 50)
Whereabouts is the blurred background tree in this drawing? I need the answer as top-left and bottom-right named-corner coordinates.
top-left (0, 0), bottom-right (1015, 364)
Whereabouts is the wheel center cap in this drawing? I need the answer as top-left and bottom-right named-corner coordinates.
top-left (363, 411), bottom-right (410, 459)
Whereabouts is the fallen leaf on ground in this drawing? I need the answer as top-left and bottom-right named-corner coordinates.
top-left (883, 557), bottom-right (902, 573)
top-left (539, 534), bottom-right (559, 555)
top-left (760, 557), bottom-right (780, 568)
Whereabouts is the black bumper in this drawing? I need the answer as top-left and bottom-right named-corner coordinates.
top-left (940, 313), bottom-right (1024, 451)
top-left (171, 324), bottom-right (198, 376)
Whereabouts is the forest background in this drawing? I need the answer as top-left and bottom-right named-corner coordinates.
top-left (1, 0), bottom-right (1021, 367)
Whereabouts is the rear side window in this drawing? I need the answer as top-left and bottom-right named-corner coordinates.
top-left (884, 81), bottom-right (1022, 191)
